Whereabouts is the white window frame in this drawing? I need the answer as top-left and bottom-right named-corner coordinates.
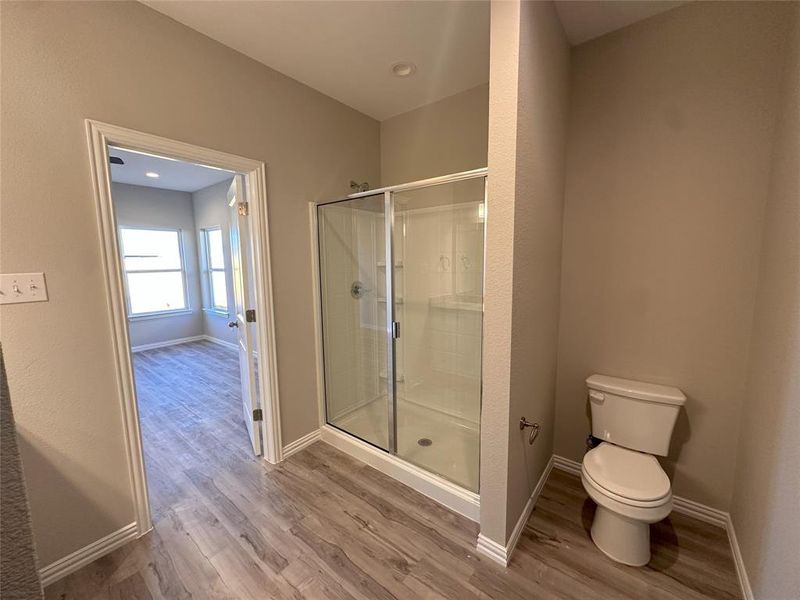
top-left (118, 225), bottom-right (191, 320)
top-left (202, 226), bottom-right (229, 316)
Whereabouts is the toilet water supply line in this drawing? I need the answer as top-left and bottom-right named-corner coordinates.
top-left (520, 417), bottom-right (541, 444)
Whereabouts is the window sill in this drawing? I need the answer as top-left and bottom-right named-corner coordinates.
top-left (128, 309), bottom-right (193, 321)
top-left (203, 308), bottom-right (230, 318)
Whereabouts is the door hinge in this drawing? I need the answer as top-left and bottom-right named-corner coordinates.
top-left (245, 309), bottom-right (256, 323)
top-left (391, 321), bottom-right (400, 339)
top-left (253, 408), bottom-right (263, 421)
top-left (238, 201), bottom-right (249, 216)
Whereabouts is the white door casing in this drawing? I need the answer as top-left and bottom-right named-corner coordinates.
top-left (85, 119), bottom-right (283, 540)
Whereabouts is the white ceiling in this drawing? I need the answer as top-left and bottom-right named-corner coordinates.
top-left (141, 1), bottom-right (685, 121)
top-left (554, 1), bottom-right (686, 46)
top-left (109, 147), bottom-right (234, 193)
top-left (142, 0), bottom-right (490, 121)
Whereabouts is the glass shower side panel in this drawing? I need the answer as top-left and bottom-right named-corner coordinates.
top-left (317, 195), bottom-right (391, 451)
top-left (392, 178), bottom-right (485, 492)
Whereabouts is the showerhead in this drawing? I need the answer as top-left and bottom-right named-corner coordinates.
top-left (350, 180), bottom-right (369, 193)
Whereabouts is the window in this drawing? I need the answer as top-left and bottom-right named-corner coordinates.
top-left (119, 227), bottom-right (188, 316)
top-left (203, 227), bottom-right (228, 312)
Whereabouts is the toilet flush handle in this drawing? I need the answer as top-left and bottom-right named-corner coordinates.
top-left (589, 390), bottom-right (605, 403)
top-left (519, 417), bottom-right (541, 445)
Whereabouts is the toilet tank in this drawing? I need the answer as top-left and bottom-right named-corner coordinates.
top-left (587, 374), bottom-right (686, 456)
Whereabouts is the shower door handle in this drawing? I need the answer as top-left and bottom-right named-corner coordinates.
top-left (391, 321), bottom-right (400, 339)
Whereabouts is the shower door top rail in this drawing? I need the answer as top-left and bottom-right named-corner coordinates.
top-left (316, 167), bottom-right (488, 206)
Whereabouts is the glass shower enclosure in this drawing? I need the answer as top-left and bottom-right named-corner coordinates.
top-left (316, 170), bottom-right (486, 492)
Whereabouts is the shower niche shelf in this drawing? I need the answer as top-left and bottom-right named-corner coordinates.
top-left (429, 295), bottom-right (482, 312)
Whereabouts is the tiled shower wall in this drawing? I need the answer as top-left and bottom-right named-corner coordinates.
top-left (400, 201), bottom-right (484, 424)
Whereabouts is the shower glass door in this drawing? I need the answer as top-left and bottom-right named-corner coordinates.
top-left (317, 171), bottom-right (485, 493)
top-left (317, 193), bottom-right (395, 452)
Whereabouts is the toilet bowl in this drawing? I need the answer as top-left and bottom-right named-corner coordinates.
top-left (582, 374), bottom-right (686, 566)
top-left (581, 442), bottom-right (672, 566)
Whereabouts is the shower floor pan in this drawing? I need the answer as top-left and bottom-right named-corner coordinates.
top-left (333, 396), bottom-right (479, 493)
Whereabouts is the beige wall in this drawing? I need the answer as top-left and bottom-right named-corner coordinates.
top-left (730, 5), bottom-right (800, 599)
top-left (380, 84), bottom-right (488, 186)
top-left (0, 0), bottom-right (378, 566)
top-left (554, 1), bottom-right (792, 511)
top-left (505, 0), bottom-right (570, 538)
top-left (480, 0), bottom-right (569, 544)
top-left (480, 0), bottom-right (521, 544)
top-left (192, 179), bottom-right (238, 346)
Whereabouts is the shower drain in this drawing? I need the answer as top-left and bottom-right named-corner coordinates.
top-left (417, 438), bottom-right (433, 447)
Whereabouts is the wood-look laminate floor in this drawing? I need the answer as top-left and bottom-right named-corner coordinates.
top-left (45, 341), bottom-right (741, 600)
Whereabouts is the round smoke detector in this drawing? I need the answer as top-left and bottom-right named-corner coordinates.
top-left (391, 61), bottom-right (417, 78)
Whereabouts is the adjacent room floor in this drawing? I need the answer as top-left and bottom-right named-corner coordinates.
top-left (45, 342), bottom-right (741, 599)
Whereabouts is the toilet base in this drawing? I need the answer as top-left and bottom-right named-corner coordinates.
top-left (590, 505), bottom-right (651, 566)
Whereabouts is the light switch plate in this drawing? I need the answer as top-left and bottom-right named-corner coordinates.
top-left (0, 273), bottom-right (48, 305)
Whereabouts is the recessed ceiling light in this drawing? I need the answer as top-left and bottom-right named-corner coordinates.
top-left (391, 62), bottom-right (417, 78)
top-left (145, 172), bottom-right (160, 178)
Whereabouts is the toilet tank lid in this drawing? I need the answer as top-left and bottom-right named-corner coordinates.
top-left (586, 374), bottom-right (686, 406)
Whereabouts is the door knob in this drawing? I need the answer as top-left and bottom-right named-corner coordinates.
top-left (228, 321), bottom-right (239, 328)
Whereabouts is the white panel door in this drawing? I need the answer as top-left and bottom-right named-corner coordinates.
top-left (227, 175), bottom-right (261, 455)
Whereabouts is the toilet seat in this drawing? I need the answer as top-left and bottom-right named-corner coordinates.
top-left (583, 442), bottom-right (671, 505)
top-left (582, 468), bottom-right (671, 511)
top-left (580, 442), bottom-right (677, 567)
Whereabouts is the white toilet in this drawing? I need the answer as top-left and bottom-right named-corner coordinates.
top-left (581, 374), bottom-right (686, 567)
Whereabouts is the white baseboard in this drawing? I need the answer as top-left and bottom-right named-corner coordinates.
top-left (507, 455), bottom-right (554, 559)
top-left (476, 533), bottom-right (507, 566)
top-left (39, 522), bottom-right (138, 587)
top-left (131, 335), bottom-right (240, 353)
top-left (131, 335), bottom-right (206, 353)
top-left (552, 454), bottom-right (581, 476)
top-left (672, 495), bottom-right (727, 528)
top-left (203, 335), bottom-right (238, 351)
top-left (726, 515), bottom-right (754, 600)
top-left (476, 456), bottom-right (554, 566)
top-left (320, 425), bottom-right (480, 522)
top-left (282, 428), bottom-right (321, 459)
top-left (552, 454), bottom-right (751, 599)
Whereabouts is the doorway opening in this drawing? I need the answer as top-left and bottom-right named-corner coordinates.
top-left (86, 121), bottom-right (281, 536)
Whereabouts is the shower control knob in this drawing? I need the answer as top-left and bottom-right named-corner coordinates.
top-left (228, 321), bottom-right (239, 328)
top-left (351, 281), bottom-right (368, 299)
